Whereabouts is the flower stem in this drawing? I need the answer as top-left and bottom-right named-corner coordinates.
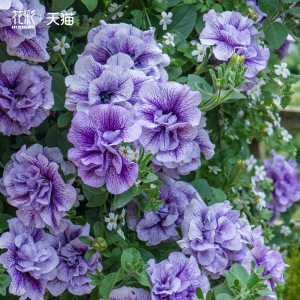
top-left (105, 0), bottom-right (131, 22)
top-left (59, 53), bottom-right (70, 76)
top-left (141, 0), bottom-right (152, 28)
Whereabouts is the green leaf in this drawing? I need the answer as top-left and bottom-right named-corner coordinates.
top-left (0, 285), bottom-right (6, 296)
top-left (81, 0), bottom-right (98, 11)
top-left (258, 0), bottom-right (278, 17)
top-left (121, 248), bottom-right (142, 273)
top-left (260, 208), bottom-right (273, 220)
top-left (216, 294), bottom-right (233, 300)
top-left (210, 188), bottom-right (227, 204)
top-left (195, 13), bottom-right (205, 34)
top-left (131, 10), bottom-right (144, 28)
top-left (0, 214), bottom-right (12, 232)
top-left (281, 96), bottom-right (291, 109)
top-left (86, 191), bottom-right (108, 207)
top-left (187, 75), bottom-right (213, 101)
top-left (50, 72), bottom-right (67, 111)
top-left (206, 290), bottom-right (213, 300)
top-left (143, 173), bottom-right (158, 183)
top-left (190, 179), bottom-right (211, 200)
top-left (84, 249), bottom-right (96, 260)
top-left (257, 288), bottom-right (276, 297)
top-left (229, 264), bottom-right (250, 286)
top-left (2, 274), bottom-right (11, 288)
top-left (168, 4), bottom-right (197, 40)
top-left (286, 7), bottom-right (300, 17)
top-left (136, 270), bottom-right (152, 287)
top-left (113, 186), bottom-right (137, 209)
top-left (247, 272), bottom-right (260, 290)
top-left (93, 221), bottom-right (103, 237)
top-left (57, 112), bottom-right (72, 128)
top-left (52, 0), bottom-right (74, 11)
top-left (87, 273), bottom-right (100, 280)
top-left (102, 248), bottom-right (122, 270)
top-left (262, 20), bottom-right (288, 50)
top-left (195, 287), bottom-right (204, 300)
top-left (224, 270), bottom-right (240, 288)
top-left (153, 0), bottom-right (168, 12)
top-left (79, 236), bottom-right (93, 245)
top-left (70, 25), bottom-right (90, 37)
top-left (99, 269), bottom-right (121, 300)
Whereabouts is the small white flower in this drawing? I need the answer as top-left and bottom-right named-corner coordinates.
top-left (160, 12), bottom-right (173, 30)
top-left (190, 40), bottom-right (197, 46)
top-left (82, 15), bottom-right (93, 28)
top-left (274, 63), bottom-right (290, 78)
top-left (61, 7), bottom-right (76, 16)
top-left (272, 244), bottom-right (281, 251)
top-left (239, 212), bottom-right (250, 225)
top-left (255, 191), bottom-right (266, 211)
top-left (120, 146), bottom-right (139, 162)
top-left (208, 165), bottom-right (222, 175)
top-left (74, 188), bottom-right (84, 207)
top-left (53, 36), bottom-right (70, 55)
top-left (245, 155), bottom-right (257, 172)
top-left (280, 225), bottom-right (291, 236)
top-left (108, 3), bottom-right (123, 20)
top-left (272, 93), bottom-right (282, 107)
top-left (281, 129), bottom-right (292, 142)
top-left (250, 176), bottom-right (258, 193)
top-left (191, 43), bottom-right (207, 63)
top-left (135, 179), bottom-right (142, 188)
top-left (245, 119), bottom-right (250, 126)
top-left (150, 183), bottom-right (156, 189)
top-left (234, 198), bottom-right (249, 210)
top-left (163, 33), bottom-right (175, 47)
top-left (254, 165), bottom-right (266, 181)
top-left (120, 208), bottom-right (126, 226)
top-left (256, 78), bottom-right (266, 86)
top-left (105, 212), bottom-right (118, 231)
top-left (265, 121), bottom-right (274, 136)
top-left (247, 85), bottom-right (261, 103)
top-left (117, 228), bottom-right (125, 240)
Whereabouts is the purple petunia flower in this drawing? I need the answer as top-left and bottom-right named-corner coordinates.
top-left (0, 218), bottom-right (59, 300)
top-left (67, 104), bottom-right (141, 194)
top-left (82, 21), bottom-right (169, 82)
top-left (150, 114), bottom-right (215, 178)
top-left (262, 150), bottom-right (300, 218)
top-left (126, 173), bottom-right (204, 246)
top-left (101, 286), bottom-right (151, 300)
top-left (147, 252), bottom-right (210, 299)
top-left (47, 220), bottom-right (102, 296)
top-left (65, 53), bottom-right (152, 112)
top-left (134, 81), bottom-right (214, 178)
top-left (178, 199), bottom-right (245, 279)
top-left (0, 60), bottom-right (54, 136)
top-left (200, 10), bottom-right (270, 89)
top-left (0, 0), bottom-right (50, 62)
top-left (0, 144), bottom-right (76, 233)
top-left (241, 233), bottom-right (286, 297)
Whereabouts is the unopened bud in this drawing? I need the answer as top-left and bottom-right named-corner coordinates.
top-left (93, 237), bottom-right (107, 252)
top-left (244, 8), bottom-right (258, 21)
top-left (228, 160), bottom-right (246, 185)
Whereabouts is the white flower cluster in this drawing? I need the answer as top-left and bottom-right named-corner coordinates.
top-left (104, 208), bottom-right (126, 239)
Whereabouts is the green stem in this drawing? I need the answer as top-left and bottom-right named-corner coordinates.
top-left (219, 89), bottom-right (234, 103)
top-left (59, 53), bottom-right (70, 76)
top-left (141, 0), bottom-right (152, 28)
top-left (105, 0), bottom-right (131, 22)
top-left (244, 205), bottom-right (260, 227)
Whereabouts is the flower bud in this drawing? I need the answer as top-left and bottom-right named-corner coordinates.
top-left (93, 237), bottom-right (107, 252)
top-left (228, 159), bottom-right (246, 185)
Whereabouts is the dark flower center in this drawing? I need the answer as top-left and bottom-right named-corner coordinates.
top-left (100, 91), bottom-right (113, 104)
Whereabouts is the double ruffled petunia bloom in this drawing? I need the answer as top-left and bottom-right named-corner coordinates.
top-left (200, 9), bottom-right (270, 89)
top-left (0, 0), bottom-right (50, 62)
top-left (67, 104), bottom-right (141, 194)
top-left (134, 81), bottom-right (215, 178)
top-left (0, 218), bottom-right (59, 300)
top-left (83, 21), bottom-right (170, 82)
top-left (0, 144), bottom-right (76, 233)
top-left (0, 60), bottom-right (54, 136)
top-left (47, 220), bottom-right (102, 296)
top-left (147, 252), bottom-right (210, 299)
